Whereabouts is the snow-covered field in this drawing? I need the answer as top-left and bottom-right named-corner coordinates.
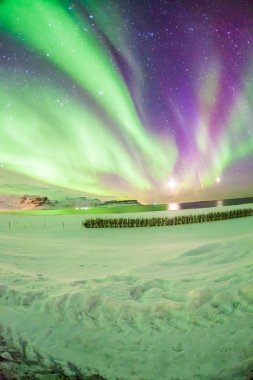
top-left (0, 206), bottom-right (253, 380)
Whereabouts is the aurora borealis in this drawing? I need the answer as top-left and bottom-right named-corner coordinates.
top-left (0, 0), bottom-right (253, 203)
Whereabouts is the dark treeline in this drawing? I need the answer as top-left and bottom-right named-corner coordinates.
top-left (82, 208), bottom-right (253, 228)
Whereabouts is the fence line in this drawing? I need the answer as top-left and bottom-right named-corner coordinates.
top-left (82, 208), bottom-right (253, 228)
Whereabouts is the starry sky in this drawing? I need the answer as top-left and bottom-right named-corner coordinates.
top-left (0, 0), bottom-right (253, 203)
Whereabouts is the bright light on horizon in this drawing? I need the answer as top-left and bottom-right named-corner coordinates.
top-left (168, 202), bottom-right (180, 211)
top-left (216, 177), bottom-right (221, 183)
top-left (168, 178), bottom-right (177, 190)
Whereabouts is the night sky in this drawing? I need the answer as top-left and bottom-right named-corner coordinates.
top-left (0, 0), bottom-right (253, 203)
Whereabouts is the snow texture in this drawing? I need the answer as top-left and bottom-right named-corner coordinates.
top-left (0, 205), bottom-right (253, 379)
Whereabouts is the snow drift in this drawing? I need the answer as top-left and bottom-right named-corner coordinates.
top-left (0, 207), bottom-right (253, 379)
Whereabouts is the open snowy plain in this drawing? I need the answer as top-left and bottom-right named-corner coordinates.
top-left (0, 205), bottom-right (253, 380)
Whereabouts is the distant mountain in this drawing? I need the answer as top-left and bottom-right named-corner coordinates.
top-left (0, 195), bottom-right (142, 211)
top-left (19, 195), bottom-right (53, 208)
top-left (56, 197), bottom-right (102, 209)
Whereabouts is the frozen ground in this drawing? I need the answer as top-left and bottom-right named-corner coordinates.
top-left (0, 205), bottom-right (253, 380)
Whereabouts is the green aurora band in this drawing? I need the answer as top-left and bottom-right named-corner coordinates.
top-left (0, 0), bottom-right (177, 199)
top-left (196, 65), bottom-right (253, 188)
top-left (0, 0), bottom-right (253, 201)
top-left (0, 72), bottom-right (178, 197)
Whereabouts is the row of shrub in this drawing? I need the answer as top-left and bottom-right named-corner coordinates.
top-left (82, 208), bottom-right (253, 228)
